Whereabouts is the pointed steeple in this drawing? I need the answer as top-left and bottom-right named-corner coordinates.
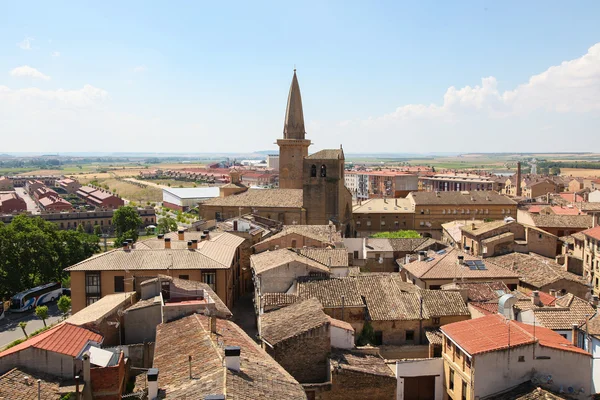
top-left (283, 69), bottom-right (306, 140)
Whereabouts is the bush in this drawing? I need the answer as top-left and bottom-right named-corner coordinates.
top-left (370, 230), bottom-right (421, 239)
top-left (3, 338), bottom-right (25, 350)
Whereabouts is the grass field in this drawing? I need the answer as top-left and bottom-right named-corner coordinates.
top-left (560, 168), bottom-right (600, 178)
top-left (90, 178), bottom-right (163, 203)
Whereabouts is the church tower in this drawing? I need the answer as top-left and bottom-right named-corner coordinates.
top-left (277, 70), bottom-right (311, 189)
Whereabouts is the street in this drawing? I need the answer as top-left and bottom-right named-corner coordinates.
top-left (0, 303), bottom-right (68, 348)
top-left (14, 187), bottom-right (40, 214)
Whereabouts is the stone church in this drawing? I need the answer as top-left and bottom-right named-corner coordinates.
top-left (200, 70), bottom-right (354, 237)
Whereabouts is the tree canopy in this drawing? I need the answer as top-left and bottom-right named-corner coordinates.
top-left (0, 215), bottom-right (100, 298)
top-left (370, 230), bottom-right (421, 239)
top-left (157, 216), bottom-right (178, 234)
top-left (112, 206), bottom-right (142, 245)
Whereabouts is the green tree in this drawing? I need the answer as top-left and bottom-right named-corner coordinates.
top-left (157, 216), bottom-right (178, 234)
top-left (35, 305), bottom-right (49, 327)
top-left (18, 321), bottom-right (28, 338)
top-left (370, 230), bottom-right (421, 239)
top-left (57, 295), bottom-right (71, 317)
top-left (76, 223), bottom-right (85, 233)
top-left (113, 206), bottom-right (142, 245)
top-left (93, 225), bottom-right (102, 236)
top-left (357, 321), bottom-right (375, 346)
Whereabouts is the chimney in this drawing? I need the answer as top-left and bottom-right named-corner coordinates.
top-left (200, 234), bottom-right (207, 241)
top-left (572, 324), bottom-right (579, 346)
top-left (187, 241), bottom-right (193, 250)
top-left (418, 251), bottom-right (426, 261)
top-left (147, 368), bottom-right (159, 400)
top-left (233, 220), bottom-right (238, 231)
top-left (164, 237), bottom-right (171, 249)
top-left (203, 230), bottom-right (210, 240)
top-left (225, 346), bottom-right (241, 372)
top-left (531, 291), bottom-right (542, 307)
top-left (191, 239), bottom-right (198, 249)
top-left (591, 295), bottom-right (599, 308)
top-left (210, 314), bottom-right (217, 334)
top-left (157, 234), bottom-right (164, 239)
top-left (82, 352), bottom-right (92, 399)
top-left (178, 230), bottom-right (185, 241)
top-left (122, 241), bottom-right (129, 251)
top-left (549, 289), bottom-right (557, 298)
top-left (516, 162), bottom-right (522, 196)
top-left (37, 379), bottom-right (41, 400)
top-left (457, 255), bottom-right (464, 265)
top-left (471, 223), bottom-right (476, 230)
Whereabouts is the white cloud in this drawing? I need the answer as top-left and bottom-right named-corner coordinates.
top-left (17, 37), bottom-right (33, 50)
top-left (0, 84), bottom-right (108, 107)
top-left (9, 66), bottom-right (51, 81)
top-left (51, 51), bottom-right (60, 58)
top-left (133, 65), bottom-right (147, 73)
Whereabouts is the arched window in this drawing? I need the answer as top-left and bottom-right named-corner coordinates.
top-left (320, 165), bottom-right (327, 177)
top-left (310, 164), bottom-right (317, 178)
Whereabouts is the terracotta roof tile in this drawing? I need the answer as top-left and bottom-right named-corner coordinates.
top-left (0, 368), bottom-right (63, 400)
top-left (441, 281), bottom-right (510, 302)
top-left (409, 191), bottom-right (516, 206)
top-left (256, 225), bottom-right (342, 247)
top-left (298, 248), bottom-right (348, 267)
top-left (582, 226), bottom-right (600, 241)
top-left (261, 293), bottom-right (300, 308)
top-left (202, 188), bottom-right (303, 208)
top-left (251, 248), bottom-right (331, 275)
top-left (329, 349), bottom-right (394, 377)
top-left (260, 298), bottom-right (330, 345)
top-left (0, 323), bottom-right (102, 359)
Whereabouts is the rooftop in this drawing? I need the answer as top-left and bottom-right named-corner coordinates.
top-left (298, 248), bottom-right (348, 267)
top-left (0, 323), bottom-right (103, 359)
top-left (153, 314), bottom-right (306, 399)
top-left (529, 214), bottom-right (593, 229)
top-left (441, 281), bottom-right (511, 302)
top-left (353, 198), bottom-right (414, 214)
top-left (581, 226), bottom-right (600, 241)
top-left (409, 191), bottom-right (516, 206)
top-left (401, 248), bottom-right (520, 281)
top-left (460, 220), bottom-right (514, 237)
top-left (251, 248), bottom-right (331, 275)
top-left (260, 298), bottom-right (330, 346)
top-left (202, 188), bottom-right (303, 208)
top-left (441, 314), bottom-right (590, 357)
top-left (0, 368), bottom-right (67, 400)
top-left (261, 293), bottom-right (300, 309)
top-left (486, 252), bottom-right (588, 288)
top-left (485, 381), bottom-right (568, 400)
top-left (65, 292), bottom-right (136, 326)
top-left (306, 149), bottom-right (344, 160)
top-left (256, 224), bottom-right (342, 247)
top-left (329, 349), bottom-right (394, 377)
top-left (531, 293), bottom-right (595, 330)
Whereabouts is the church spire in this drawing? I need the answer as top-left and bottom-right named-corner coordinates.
top-left (283, 69), bottom-right (306, 140)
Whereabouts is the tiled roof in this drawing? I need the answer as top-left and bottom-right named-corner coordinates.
top-left (442, 314), bottom-right (590, 356)
top-left (580, 202), bottom-right (600, 212)
top-left (424, 328), bottom-right (443, 346)
top-left (469, 302), bottom-right (499, 315)
top-left (352, 198), bottom-right (414, 214)
top-left (0, 323), bottom-right (102, 358)
top-left (64, 248), bottom-right (230, 271)
top-left (125, 295), bottom-right (161, 311)
top-left (298, 248), bottom-right (348, 267)
top-left (65, 292), bottom-right (136, 326)
top-left (388, 238), bottom-right (432, 252)
top-left (572, 231), bottom-right (587, 241)
top-left (460, 220), bottom-right (513, 237)
top-left (0, 368), bottom-right (63, 400)
top-left (202, 188), bottom-right (303, 208)
top-left (402, 248), bottom-right (519, 280)
top-left (261, 293), bottom-right (300, 308)
top-left (153, 314), bottom-right (306, 399)
top-left (251, 248), bottom-right (330, 275)
top-left (441, 281), bottom-right (511, 302)
top-left (409, 191), bottom-right (516, 206)
top-left (327, 315), bottom-right (354, 332)
top-left (581, 226), bottom-right (600, 241)
top-left (486, 252), bottom-right (588, 288)
top-left (257, 225), bottom-right (342, 246)
top-left (296, 275), bottom-right (467, 321)
top-left (329, 349), bottom-right (394, 377)
top-left (532, 294), bottom-right (594, 330)
top-left (261, 298), bottom-right (330, 345)
top-left (529, 214), bottom-right (593, 229)
top-left (306, 149), bottom-right (344, 160)
top-left (582, 313), bottom-right (600, 338)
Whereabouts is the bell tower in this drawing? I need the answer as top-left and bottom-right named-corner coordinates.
top-left (277, 70), bottom-right (311, 189)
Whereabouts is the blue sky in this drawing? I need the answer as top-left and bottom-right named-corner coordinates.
top-left (1, 1), bottom-right (599, 154)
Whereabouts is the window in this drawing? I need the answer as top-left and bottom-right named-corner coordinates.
top-left (86, 296), bottom-right (100, 306)
top-left (85, 272), bottom-right (101, 296)
top-left (353, 250), bottom-right (359, 259)
top-left (202, 272), bottom-right (216, 290)
top-left (114, 276), bottom-right (124, 293)
top-left (320, 165), bottom-right (327, 177)
top-left (375, 253), bottom-right (380, 260)
top-left (461, 380), bottom-right (467, 400)
top-left (291, 239), bottom-right (297, 248)
top-left (366, 220), bottom-right (371, 226)
top-left (179, 275), bottom-right (189, 280)
top-left (406, 330), bottom-right (415, 342)
top-left (310, 164), bottom-right (317, 178)
top-left (374, 331), bottom-right (383, 345)
top-left (449, 369), bottom-right (455, 391)
top-left (518, 355), bottom-right (525, 362)
top-left (432, 317), bottom-right (440, 325)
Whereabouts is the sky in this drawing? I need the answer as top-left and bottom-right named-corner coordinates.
top-left (1, 1), bottom-right (599, 155)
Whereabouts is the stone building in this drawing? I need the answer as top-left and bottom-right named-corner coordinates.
top-left (0, 192), bottom-right (27, 214)
top-left (352, 197), bottom-right (415, 236)
top-left (200, 70), bottom-right (353, 236)
top-left (581, 226), bottom-right (600, 294)
top-left (0, 176), bottom-right (13, 191)
top-left (260, 298), bottom-right (331, 384)
top-left (253, 224), bottom-right (342, 253)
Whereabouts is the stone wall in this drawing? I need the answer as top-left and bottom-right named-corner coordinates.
top-left (268, 324), bottom-right (331, 384)
top-left (319, 368), bottom-right (396, 400)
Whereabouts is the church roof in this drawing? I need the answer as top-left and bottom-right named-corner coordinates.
top-left (307, 149), bottom-right (344, 160)
top-left (283, 70), bottom-right (306, 140)
top-left (202, 189), bottom-right (303, 208)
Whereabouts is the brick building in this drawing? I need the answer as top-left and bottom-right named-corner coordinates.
top-left (352, 197), bottom-right (415, 236)
top-left (76, 185), bottom-right (124, 209)
top-left (39, 195), bottom-right (73, 211)
top-left (56, 178), bottom-right (81, 194)
top-left (0, 192), bottom-right (27, 214)
top-left (0, 176), bottom-right (13, 191)
top-left (581, 226), bottom-right (600, 294)
top-left (419, 173), bottom-right (500, 192)
top-left (253, 224), bottom-right (342, 253)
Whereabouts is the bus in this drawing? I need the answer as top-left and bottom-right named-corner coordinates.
top-left (9, 282), bottom-right (63, 313)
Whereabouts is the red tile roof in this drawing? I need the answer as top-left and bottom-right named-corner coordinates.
top-left (0, 323), bottom-right (102, 358)
top-left (559, 193), bottom-right (584, 202)
top-left (530, 291), bottom-right (557, 306)
top-left (582, 226), bottom-right (600, 241)
top-left (441, 314), bottom-right (589, 357)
